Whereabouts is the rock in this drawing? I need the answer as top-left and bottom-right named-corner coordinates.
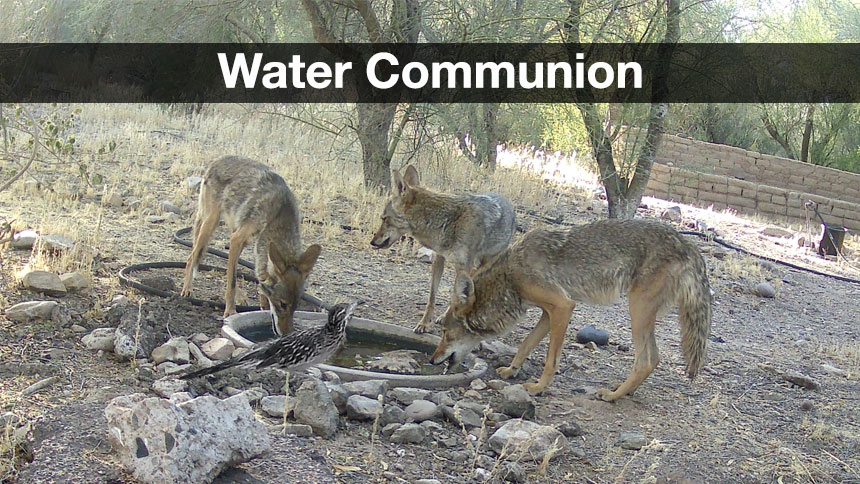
top-left (404, 400), bottom-right (439, 422)
top-left (59, 272), bottom-right (89, 291)
top-left (169, 392), bottom-right (194, 405)
top-left (294, 379), bottom-right (339, 437)
top-left (160, 201), bottom-right (181, 214)
top-left (6, 300), bottom-right (59, 323)
top-left (114, 303), bottom-right (160, 361)
top-left (231, 347), bottom-right (250, 359)
top-left (502, 461), bottom-right (527, 483)
top-left (186, 176), bottom-right (203, 192)
top-left (488, 419), bottom-right (568, 462)
top-left (470, 379), bottom-right (488, 391)
top-left (618, 432), bottom-right (647, 450)
top-left (782, 371), bottom-right (820, 390)
top-left (480, 340), bottom-right (517, 357)
top-left (21, 376), bottom-right (60, 396)
top-left (151, 337), bottom-right (190, 364)
top-left (414, 480), bottom-right (441, 484)
top-left (71, 324), bottom-right (87, 333)
top-left (381, 404), bottom-right (406, 426)
top-left (431, 391), bottom-right (456, 407)
top-left (381, 423), bottom-right (402, 438)
top-left (576, 325), bottom-right (609, 346)
top-left (325, 382), bottom-right (349, 414)
top-left (761, 226), bottom-right (793, 238)
top-left (241, 388), bottom-right (266, 405)
top-left (37, 234), bottom-right (75, 252)
top-left (488, 412), bottom-right (510, 424)
top-left (342, 380), bottom-right (389, 399)
top-left (800, 400), bottom-right (814, 411)
top-left (201, 338), bottom-right (235, 360)
top-left (277, 423), bottom-right (314, 437)
top-left (660, 206), bottom-right (682, 223)
top-left (105, 393), bottom-right (269, 484)
top-left (416, 247), bottom-right (435, 264)
top-left (151, 378), bottom-right (188, 398)
top-left (420, 420), bottom-right (443, 432)
top-left (190, 332), bottom-right (210, 345)
top-left (365, 350), bottom-right (421, 374)
top-left (442, 404), bottom-right (483, 429)
top-left (754, 282), bottom-right (776, 298)
top-left (557, 421), bottom-right (585, 438)
top-left (497, 384), bottom-right (536, 419)
top-left (346, 395), bottom-right (383, 421)
top-left (821, 364), bottom-right (847, 377)
top-left (474, 468), bottom-right (492, 482)
top-left (390, 423), bottom-right (426, 444)
top-left (463, 389), bottom-right (482, 400)
top-left (103, 192), bottom-right (123, 207)
top-left (322, 371), bottom-right (341, 384)
top-left (261, 395), bottom-right (288, 418)
top-left (188, 342), bottom-right (214, 368)
top-left (585, 341), bottom-right (598, 351)
top-left (11, 229), bottom-right (38, 249)
top-left (21, 271), bottom-right (67, 296)
top-left (711, 248), bottom-right (729, 260)
top-left (388, 387), bottom-right (431, 406)
top-left (82, 328), bottom-right (116, 351)
top-left (475, 454), bottom-right (495, 469)
top-left (487, 379), bottom-right (509, 391)
top-left (164, 364), bottom-right (192, 376)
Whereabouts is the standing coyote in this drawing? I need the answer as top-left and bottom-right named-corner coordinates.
top-left (429, 219), bottom-right (712, 400)
top-left (181, 156), bottom-right (321, 336)
top-left (371, 165), bottom-right (516, 333)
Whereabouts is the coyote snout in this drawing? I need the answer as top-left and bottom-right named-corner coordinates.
top-left (371, 164), bottom-right (515, 334)
top-left (181, 156), bottom-right (321, 336)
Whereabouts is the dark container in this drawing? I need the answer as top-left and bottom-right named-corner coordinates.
top-left (818, 224), bottom-right (847, 257)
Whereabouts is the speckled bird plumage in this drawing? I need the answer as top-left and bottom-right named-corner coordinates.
top-left (181, 302), bottom-right (357, 380)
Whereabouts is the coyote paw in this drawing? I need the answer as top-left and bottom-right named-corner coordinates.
top-left (180, 288), bottom-right (192, 298)
top-left (413, 321), bottom-right (431, 334)
top-left (522, 382), bottom-right (546, 395)
top-left (223, 308), bottom-right (237, 318)
top-left (595, 387), bottom-right (621, 402)
top-left (496, 366), bottom-right (519, 379)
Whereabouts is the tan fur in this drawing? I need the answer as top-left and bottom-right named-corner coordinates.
top-left (371, 165), bottom-right (516, 333)
top-left (430, 219), bottom-right (712, 400)
top-left (181, 156), bottom-right (321, 336)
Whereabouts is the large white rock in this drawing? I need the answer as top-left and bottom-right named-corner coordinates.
top-left (21, 271), bottom-right (67, 296)
top-left (59, 272), bottom-right (89, 291)
top-left (294, 379), bottom-right (340, 438)
top-left (201, 338), bottom-right (235, 360)
top-left (105, 393), bottom-right (270, 484)
top-left (151, 337), bottom-right (190, 364)
top-left (82, 327), bottom-right (116, 351)
top-left (488, 419), bottom-right (568, 463)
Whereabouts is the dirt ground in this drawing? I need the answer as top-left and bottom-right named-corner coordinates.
top-left (2, 108), bottom-right (860, 484)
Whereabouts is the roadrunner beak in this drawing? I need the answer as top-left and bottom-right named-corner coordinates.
top-left (270, 310), bottom-right (279, 337)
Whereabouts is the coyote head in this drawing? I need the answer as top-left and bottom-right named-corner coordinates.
top-left (261, 243), bottom-right (322, 335)
top-left (370, 165), bottom-right (419, 250)
top-left (430, 272), bottom-right (487, 367)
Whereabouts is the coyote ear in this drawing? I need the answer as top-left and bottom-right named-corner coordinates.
top-left (453, 272), bottom-right (475, 308)
top-left (268, 244), bottom-right (288, 274)
top-left (402, 165), bottom-right (419, 188)
top-left (392, 169), bottom-right (407, 196)
top-left (297, 244), bottom-right (322, 275)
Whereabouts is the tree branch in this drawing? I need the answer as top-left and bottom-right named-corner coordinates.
top-left (300, 0), bottom-right (340, 44)
top-left (352, 0), bottom-right (384, 42)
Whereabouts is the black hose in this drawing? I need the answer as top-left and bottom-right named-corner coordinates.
top-left (171, 227), bottom-right (331, 310)
top-left (118, 261), bottom-right (265, 312)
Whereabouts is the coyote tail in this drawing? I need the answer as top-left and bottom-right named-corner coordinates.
top-left (677, 255), bottom-right (712, 380)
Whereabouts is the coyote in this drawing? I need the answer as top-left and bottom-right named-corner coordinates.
top-left (429, 219), bottom-right (712, 400)
top-left (371, 165), bottom-right (516, 333)
top-left (181, 156), bottom-right (321, 336)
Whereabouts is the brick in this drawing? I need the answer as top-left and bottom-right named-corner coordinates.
top-left (700, 192), bottom-right (727, 204)
top-left (727, 195), bottom-right (755, 209)
top-left (758, 202), bottom-right (786, 215)
top-left (770, 194), bottom-right (787, 205)
top-left (759, 185), bottom-right (787, 196)
top-left (727, 183), bottom-right (744, 195)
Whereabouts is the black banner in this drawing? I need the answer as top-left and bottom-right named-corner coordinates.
top-left (1, 43), bottom-right (859, 103)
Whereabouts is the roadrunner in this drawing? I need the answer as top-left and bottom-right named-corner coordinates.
top-left (181, 302), bottom-right (357, 380)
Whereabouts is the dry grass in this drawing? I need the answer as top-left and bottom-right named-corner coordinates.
top-left (820, 342), bottom-right (860, 379)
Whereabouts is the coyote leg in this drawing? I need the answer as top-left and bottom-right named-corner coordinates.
top-left (497, 310), bottom-right (551, 379)
top-left (523, 301), bottom-right (574, 395)
top-left (181, 192), bottom-right (220, 297)
top-left (415, 253), bottom-right (446, 333)
top-left (597, 289), bottom-right (660, 402)
top-left (223, 225), bottom-right (255, 317)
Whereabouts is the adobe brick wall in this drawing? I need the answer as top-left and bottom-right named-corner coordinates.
top-left (643, 134), bottom-right (860, 232)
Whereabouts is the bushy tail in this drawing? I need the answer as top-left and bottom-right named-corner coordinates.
top-left (677, 255), bottom-right (712, 380)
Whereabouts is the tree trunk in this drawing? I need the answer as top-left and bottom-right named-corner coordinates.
top-left (800, 103), bottom-right (814, 163)
top-left (356, 103), bottom-right (397, 191)
top-left (481, 102), bottom-right (499, 171)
